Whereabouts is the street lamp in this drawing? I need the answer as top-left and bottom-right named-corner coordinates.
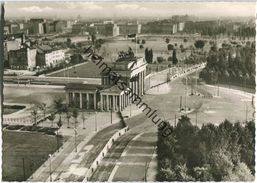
top-left (82, 110), bottom-right (86, 129)
top-left (95, 112), bottom-right (97, 132)
top-left (130, 102), bottom-right (132, 117)
top-left (74, 128), bottom-right (77, 152)
top-left (48, 154), bottom-right (52, 182)
top-left (110, 108), bottom-right (113, 124)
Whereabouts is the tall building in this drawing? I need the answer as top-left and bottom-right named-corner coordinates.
top-left (113, 24), bottom-right (120, 36)
top-left (8, 47), bottom-right (37, 70)
top-left (30, 18), bottom-right (45, 34)
top-left (172, 24), bottom-right (178, 34)
top-left (178, 22), bottom-right (185, 32)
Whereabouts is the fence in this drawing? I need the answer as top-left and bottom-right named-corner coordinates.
top-left (3, 117), bottom-right (33, 125)
top-left (83, 126), bottom-right (129, 181)
top-left (3, 113), bottom-right (51, 126)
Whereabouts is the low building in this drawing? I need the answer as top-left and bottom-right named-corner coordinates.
top-left (35, 45), bottom-right (65, 67)
top-left (65, 57), bottom-right (147, 111)
top-left (118, 23), bottom-right (141, 35)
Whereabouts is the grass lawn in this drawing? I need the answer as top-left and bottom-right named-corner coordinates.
top-left (2, 131), bottom-right (63, 181)
top-left (48, 36), bottom-right (202, 79)
top-left (48, 62), bottom-right (103, 78)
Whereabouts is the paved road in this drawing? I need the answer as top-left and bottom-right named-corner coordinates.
top-left (90, 113), bottom-right (156, 181)
top-left (89, 72), bottom-right (255, 181)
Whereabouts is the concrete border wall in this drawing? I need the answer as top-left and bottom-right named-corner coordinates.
top-left (148, 63), bottom-right (206, 89)
top-left (83, 126), bottom-right (129, 181)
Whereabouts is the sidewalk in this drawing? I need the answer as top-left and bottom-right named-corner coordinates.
top-left (28, 104), bottom-right (142, 181)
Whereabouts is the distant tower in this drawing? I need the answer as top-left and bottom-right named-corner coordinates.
top-left (77, 14), bottom-right (81, 21)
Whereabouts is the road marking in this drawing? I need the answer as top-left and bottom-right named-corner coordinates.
top-left (121, 133), bottom-right (143, 157)
top-left (121, 153), bottom-right (153, 157)
top-left (102, 161), bottom-right (148, 166)
top-left (125, 146), bottom-right (154, 150)
top-left (107, 133), bottom-right (144, 181)
top-left (107, 165), bottom-right (119, 182)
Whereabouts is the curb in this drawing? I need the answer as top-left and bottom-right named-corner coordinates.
top-left (83, 126), bottom-right (129, 181)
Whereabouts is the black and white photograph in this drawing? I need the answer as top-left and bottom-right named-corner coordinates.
top-left (1, 1), bottom-right (256, 182)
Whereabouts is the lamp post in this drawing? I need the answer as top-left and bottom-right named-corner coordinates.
top-left (74, 128), bottom-right (77, 152)
top-left (195, 111), bottom-right (198, 126)
top-left (130, 102), bottom-right (132, 117)
top-left (95, 112), bottom-right (97, 132)
top-left (82, 110), bottom-right (86, 129)
top-left (110, 107), bottom-right (113, 124)
top-left (185, 77), bottom-right (188, 115)
top-left (48, 154), bottom-right (52, 182)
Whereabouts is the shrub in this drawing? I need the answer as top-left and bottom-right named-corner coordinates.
top-left (157, 57), bottom-right (165, 63)
top-left (167, 44), bottom-right (174, 51)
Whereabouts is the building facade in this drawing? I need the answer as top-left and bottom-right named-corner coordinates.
top-left (35, 45), bottom-right (65, 67)
top-left (65, 57), bottom-right (147, 111)
top-left (8, 47), bottom-right (37, 70)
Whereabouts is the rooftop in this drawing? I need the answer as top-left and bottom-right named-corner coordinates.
top-left (65, 83), bottom-right (110, 91)
top-left (100, 85), bottom-right (123, 94)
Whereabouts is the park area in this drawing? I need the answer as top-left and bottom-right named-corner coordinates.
top-left (2, 131), bottom-right (61, 181)
top-left (47, 35), bottom-right (209, 79)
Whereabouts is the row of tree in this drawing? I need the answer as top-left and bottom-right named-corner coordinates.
top-left (199, 42), bottom-right (256, 87)
top-left (184, 21), bottom-right (255, 39)
top-left (157, 116), bottom-right (255, 181)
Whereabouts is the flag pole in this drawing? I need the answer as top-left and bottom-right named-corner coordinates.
top-left (135, 34), bottom-right (137, 57)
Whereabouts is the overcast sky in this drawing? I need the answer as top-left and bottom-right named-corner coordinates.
top-left (4, 1), bottom-right (256, 19)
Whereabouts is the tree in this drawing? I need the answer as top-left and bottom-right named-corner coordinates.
top-left (38, 103), bottom-right (47, 120)
top-left (149, 49), bottom-right (153, 63)
top-left (157, 116), bottom-right (255, 181)
top-left (168, 56), bottom-right (173, 62)
top-left (70, 54), bottom-right (83, 64)
top-left (81, 110), bottom-right (87, 129)
top-left (118, 110), bottom-right (126, 128)
top-left (63, 105), bottom-right (72, 128)
top-left (139, 45), bottom-right (144, 49)
top-left (167, 44), bottom-right (174, 51)
top-left (91, 34), bottom-right (96, 44)
top-left (157, 57), bottom-right (164, 64)
top-left (165, 38), bottom-right (170, 44)
top-left (48, 113), bottom-right (55, 127)
top-left (142, 39), bottom-right (146, 44)
top-left (172, 50), bottom-right (178, 65)
top-left (145, 48), bottom-right (153, 63)
top-left (72, 107), bottom-right (79, 128)
top-left (224, 162), bottom-right (254, 181)
top-left (67, 38), bottom-right (72, 47)
top-left (145, 48), bottom-right (149, 63)
top-left (31, 107), bottom-right (39, 126)
top-left (56, 113), bottom-right (63, 152)
top-left (194, 40), bottom-right (205, 49)
top-left (54, 98), bottom-right (64, 127)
